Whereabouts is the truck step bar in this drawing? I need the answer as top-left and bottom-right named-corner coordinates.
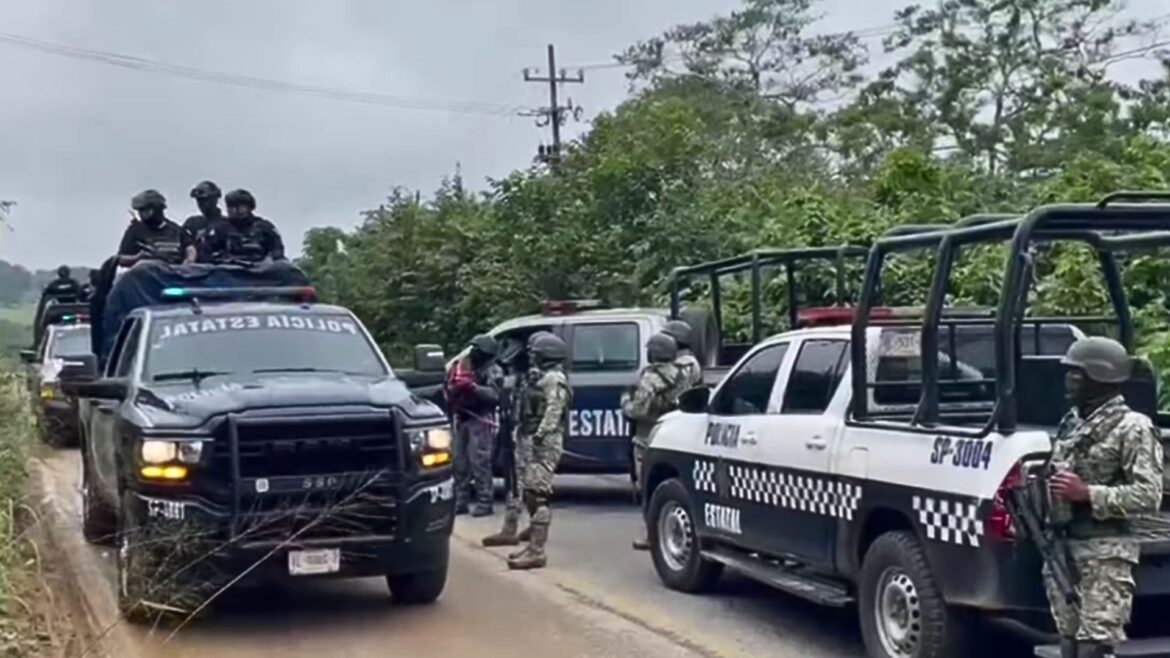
top-left (1035, 638), bottom-right (1170, 657)
top-left (699, 545), bottom-right (853, 607)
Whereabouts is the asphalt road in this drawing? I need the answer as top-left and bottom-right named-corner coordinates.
top-left (42, 451), bottom-right (1035, 658)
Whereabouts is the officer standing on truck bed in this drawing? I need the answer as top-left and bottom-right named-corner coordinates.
top-left (1046, 336), bottom-right (1164, 658)
top-left (201, 189), bottom-right (285, 263)
top-left (484, 331), bottom-right (554, 548)
top-left (184, 180), bottom-right (224, 261)
top-left (508, 333), bottom-right (570, 571)
top-left (622, 332), bottom-right (682, 551)
top-left (447, 334), bottom-right (504, 517)
top-left (41, 265), bottom-right (81, 303)
top-left (662, 319), bottom-right (702, 389)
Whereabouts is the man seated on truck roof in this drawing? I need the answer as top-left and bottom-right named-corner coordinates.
top-left (117, 190), bottom-right (195, 267)
top-left (199, 188), bottom-right (285, 264)
top-left (40, 265), bottom-right (82, 304)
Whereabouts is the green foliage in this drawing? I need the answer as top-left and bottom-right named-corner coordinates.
top-left (300, 0), bottom-right (1170, 399)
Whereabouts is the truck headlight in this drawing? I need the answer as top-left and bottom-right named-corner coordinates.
top-left (40, 383), bottom-right (56, 400)
top-left (406, 427), bottom-right (452, 467)
top-left (140, 439), bottom-right (205, 465)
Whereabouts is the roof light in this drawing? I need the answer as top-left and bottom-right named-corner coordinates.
top-left (796, 307), bottom-right (898, 327)
top-left (161, 287), bottom-right (187, 298)
top-left (160, 286), bottom-right (317, 303)
top-left (542, 299), bottom-right (605, 315)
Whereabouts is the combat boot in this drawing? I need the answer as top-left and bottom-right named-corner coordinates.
top-left (471, 503), bottom-right (494, 518)
top-left (632, 529), bottom-right (649, 551)
top-left (1059, 638), bottom-right (1075, 658)
top-left (517, 525), bottom-right (532, 542)
top-left (507, 522), bottom-right (548, 570)
top-left (1077, 643), bottom-right (1113, 658)
top-left (482, 514), bottom-right (521, 547)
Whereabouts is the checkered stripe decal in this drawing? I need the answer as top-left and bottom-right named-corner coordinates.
top-left (692, 460), bottom-right (717, 493)
top-left (727, 465), bottom-right (862, 520)
top-left (913, 495), bottom-right (984, 547)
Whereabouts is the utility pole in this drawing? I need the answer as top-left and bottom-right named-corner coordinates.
top-left (522, 44), bottom-right (584, 169)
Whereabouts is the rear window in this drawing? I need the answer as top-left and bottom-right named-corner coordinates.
top-left (50, 327), bottom-right (91, 357)
top-left (571, 323), bottom-right (639, 372)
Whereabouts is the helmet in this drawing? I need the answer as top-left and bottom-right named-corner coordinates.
top-left (56, 265), bottom-right (70, 278)
top-left (526, 330), bottom-right (554, 350)
top-left (1061, 336), bottom-right (1132, 384)
top-left (224, 189), bottom-right (256, 210)
top-left (469, 334), bottom-right (498, 357)
top-left (647, 333), bottom-right (678, 363)
top-left (131, 189), bottom-right (167, 210)
top-left (531, 333), bottom-right (568, 364)
top-left (662, 320), bottom-right (693, 348)
top-left (190, 180), bottom-right (222, 200)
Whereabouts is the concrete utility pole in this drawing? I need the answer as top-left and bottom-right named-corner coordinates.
top-left (522, 44), bottom-right (584, 170)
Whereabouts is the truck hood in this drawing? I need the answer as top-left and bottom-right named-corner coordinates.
top-left (132, 373), bottom-right (443, 427)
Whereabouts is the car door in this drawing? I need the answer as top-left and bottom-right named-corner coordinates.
top-left (93, 319), bottom-right (141, 489)
top-left (739, 337), bottom-right (850, 566)
top-left (562, 320), bottom-right (646, 472)
top-left (701, 341), bottom-right (793, 551)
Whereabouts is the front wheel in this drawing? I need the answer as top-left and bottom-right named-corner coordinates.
top-left (647, 478), bottom-right (722, 593)
top-left (387, 552), bottom-right (449, 605)
top-left (858, 531), bottom-right (972, 658)
top-left (81, 449), bottom-right (117, 545)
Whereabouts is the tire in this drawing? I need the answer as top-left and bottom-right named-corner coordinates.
top-left (647, 478), bottom-right (722, 593)
top-left (387, 550), bottom-right (449, 605)
top-left (81, 448), bottom-right (117, 545)
top-left (679, 308), bottom-right (719, 368)
top-left (117, 494), bottom-right (155, 625)
top-left (858, 531), bottom-right (973, 658)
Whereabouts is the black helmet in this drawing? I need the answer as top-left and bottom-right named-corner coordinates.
top-left (531, 333), bottom-right (568, 365)
top-left (1062, 336), bottom-right (1132, 384)
top-left (224, 188), bottom-right (257, 210)
top-left (647, 332), bottom-right (678, 364)
top-left (469, 334), bottom-right (498, 357)
top-left (190, 180), bottom-right (222, 200)
top-left (131, 189), bottom-right (167, 210)
top-left (662, 320), bottom-right (693, 348)
top-left (56, 265), bottom-right (71, 278)
top-left (526, 331), bottom-right (554, 349)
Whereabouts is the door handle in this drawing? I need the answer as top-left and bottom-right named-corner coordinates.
top-left (805, 436), bottom-right (828, 450)
top-left (740, 432), bottom-right (759, 446)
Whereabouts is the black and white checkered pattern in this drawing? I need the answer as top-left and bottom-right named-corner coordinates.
top-left (727, 465), bottom-right (862, 520)
top-left (692, 460), bottom-right (717, 493)
top-left (912, 495), bottom-right (984, 547)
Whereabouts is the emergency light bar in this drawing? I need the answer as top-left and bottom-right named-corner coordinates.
top-left (160, 286), bottom-right (317, 303)
top-left (542, 299), bottom-right (605, 315)
top-left (796, 306), bottom-right (997, 327)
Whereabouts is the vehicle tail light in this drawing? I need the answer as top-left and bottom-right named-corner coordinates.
top-left (986, 461), bottom-right (1023, 541)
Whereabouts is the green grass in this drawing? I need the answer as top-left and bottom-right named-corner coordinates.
top-left (0, 304), bottom-right (35, 326)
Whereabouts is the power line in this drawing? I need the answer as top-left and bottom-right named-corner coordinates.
top-left (521, 44), bottom-right (585, 169)
top-left (0, 30), bottom-right (524, 117)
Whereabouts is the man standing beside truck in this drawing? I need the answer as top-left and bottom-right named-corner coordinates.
top-left (1046, 336), bottom-right (1164, 658)
top-left (662, 320), bottom-right (702, 390)
top-left (447, 334), bottom-right (504, 517)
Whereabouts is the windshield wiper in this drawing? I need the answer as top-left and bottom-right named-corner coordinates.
top-left (251, 367), bottom-right (353, 374)
top-left (151, 368), bottom-right (230, 383)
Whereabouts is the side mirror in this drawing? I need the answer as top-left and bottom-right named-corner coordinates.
top-left (62, 378), bottom-right (127, 401)
top-left (58, 354), bottom-right (99, 382)
top-left (678, 386), bottom-right (710, 414)
top-left (414, 344), bottom-right (446, 372)
top-left (19, 349), bottom-right (37, 364)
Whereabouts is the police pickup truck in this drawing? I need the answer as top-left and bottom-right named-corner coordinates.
top-left (642, 202), bottom-right (1170, 658)
top-left (65, 261), bottom-right (454, 621)
top-left (20, 317), bottom-right (91, 447)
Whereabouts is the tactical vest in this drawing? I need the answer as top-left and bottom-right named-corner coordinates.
top-left (520, 369), bottom-right (570, 436)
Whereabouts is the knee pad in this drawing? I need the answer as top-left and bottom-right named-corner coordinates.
top-left (532, 501), bottom-right (551, 525)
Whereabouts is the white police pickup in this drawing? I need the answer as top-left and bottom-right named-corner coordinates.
top-left (641, 318), bottom-right (1170, 658)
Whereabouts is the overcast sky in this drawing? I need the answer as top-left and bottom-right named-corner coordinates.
top-left (0, 0), bottom-right (1164, 270)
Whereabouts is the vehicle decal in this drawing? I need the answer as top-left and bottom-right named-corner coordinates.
top-left (568, 408), bottom-right (630, 438)
top-left (692, 459), bottom-right (717, 493)
top-left (160, 382), bottom-right (246, 404)
top-left (728, 464), bottom-right (862, 521)
top-left (912, 495), bottom-right (984, 547)
top-left (704, 421), bottom-right (740, 448)
top-left (426, 478), bottom-right (455, 504)
top-left (144, 497), bottom-right (185, 521)
top-left (154, 314), bottom-right (358, 342)
top-left (704, 503), bottom-right (742, 535)
top-left (930, 436), bottom-right (994, 470)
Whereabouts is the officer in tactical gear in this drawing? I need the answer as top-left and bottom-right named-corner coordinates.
top-left (184, 181), bottom-right (225, 261)
top-left (447, 334), bottom-right (504, 517)
top-left (507, 333), bottom-right (570, 570)
top-left (41, 265), bottom-right (82, 303)
top-left (622, 332), bottom-right (682, 551)
top-left (201, 188), bottom-right (284, 263)
top-left (79, 269), bottom-right (99, 302)
top-left (662, 319), bottom-right (703, 390)
top-left (1046, 336), bottom-right (1163, 658)
top-left (484, 330), bottom-right (555, 548)
top-left (117, 190), bottom-right (194, 266)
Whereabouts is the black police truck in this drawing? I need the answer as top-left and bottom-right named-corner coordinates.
top-left (66, 260), bottom-right (454, 621)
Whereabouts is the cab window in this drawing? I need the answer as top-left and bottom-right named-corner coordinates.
top-left (711, 343), bottom-right (789, 416)
top-left (782, 339), bottom-right (849, 414)
top-left (114, 321), bottom-right (142, 378)
top-left (571, 323), bottom-right (639, 372)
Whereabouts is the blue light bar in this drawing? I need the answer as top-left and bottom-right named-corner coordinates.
top-left (159, 286), bottom-right (316, 302)
top-left (161, 287), bottom-right (187, 298)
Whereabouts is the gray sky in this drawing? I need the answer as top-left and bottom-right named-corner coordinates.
top-left (0, 0), bottom-right (1163, 269)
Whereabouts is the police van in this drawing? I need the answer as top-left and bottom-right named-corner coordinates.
top-left (641, 201), bottom-right (1170, 658)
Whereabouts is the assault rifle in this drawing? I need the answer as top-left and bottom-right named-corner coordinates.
top-left (1002, 462), bottom-right (1080, 612)
top-left (497, 383), bottom-right (518, 502)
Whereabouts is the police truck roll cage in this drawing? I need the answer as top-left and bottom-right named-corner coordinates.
top-left (848, 191), bottom-right (1170, 438)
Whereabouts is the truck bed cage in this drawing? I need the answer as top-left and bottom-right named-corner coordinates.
top-left (849, 193), bottom-right (1170, 438)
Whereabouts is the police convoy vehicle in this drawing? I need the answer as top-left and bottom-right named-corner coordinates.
top-left (65, 260), bottom-right (454, 621)
top-left (641, 200), bottom-right (1170, 658)
top-left (20, 317), bottom-right (91, 447)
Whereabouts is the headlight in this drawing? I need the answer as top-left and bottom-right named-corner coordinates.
top-left (406, 427), bottom-right (452, 454)
top-left (140, 439), bottom-right (205, 465)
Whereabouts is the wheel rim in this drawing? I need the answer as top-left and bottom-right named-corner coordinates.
top-left (657, 501), bottom-right (693, 572)
top-left (874, 567), bottom-right (922, 658)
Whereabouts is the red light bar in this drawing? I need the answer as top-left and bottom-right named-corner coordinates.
top-left (542, 299), bottom-right (604, 316)
top-left (796, 306), bottom-right (896, 327)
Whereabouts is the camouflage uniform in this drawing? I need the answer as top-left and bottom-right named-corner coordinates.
top-left (673, 349), bottom-right (702, 390)
top-left (1044, 395), bottom-right (1163, 646)
top-left (508, 335), bottom-right (570, 570)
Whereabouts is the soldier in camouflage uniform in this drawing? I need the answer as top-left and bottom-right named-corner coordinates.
top-left (483, 331), bottom-right (554, 548)
top-left (622, 332), bottom-right (682, 551)
top-left (1046, 336), bottom-right (1163, 658)
top-left (507, 333), bottom-right (571, 571)
top-left (662, 320), bottom-right (702, 390)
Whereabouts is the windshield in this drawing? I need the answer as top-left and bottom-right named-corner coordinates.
top-left (143, 312), bottom-right (388, 381)
top-left (49, 327), bottom-right (92, 357)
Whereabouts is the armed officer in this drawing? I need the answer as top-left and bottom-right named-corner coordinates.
top-left (1046, 336), bottom-right (1163, 658)
top-left (507, 333), bottom-right (570, 571)
top-left (201, 189), bottom-right (284, 263)
top-left (41, 265), bottom-right (82, 303)
top-left (662, 319), bottom-right (703, 390)
top-left (117, 190), bottom-right (194, 266)
top-left (184, 181), bottom-right (225, 261)
top-left (622, 332), bottom-right (682, 551)
top-left (447, 334), bottom-right (504, 517)
top-left (484, 330), bottom-right (554, 548)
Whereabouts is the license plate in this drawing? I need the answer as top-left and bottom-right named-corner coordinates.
top-left (288, 548), bottom-right (340, 576)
